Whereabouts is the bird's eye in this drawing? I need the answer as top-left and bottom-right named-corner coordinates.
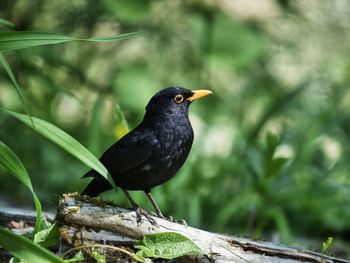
top-left (174, 94), bottom-right (184, 104)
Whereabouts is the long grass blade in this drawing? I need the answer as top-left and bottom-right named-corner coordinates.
top-left (87, 31), bottom-right (141, 42)
top-left (0, 31), bottom-right (140, 51)
top-left (2, 109), bottom-right (116, 189)
top-left (88, 94), bottom-right (105, 155)
top-left (0, 18), bottom-right (15, 27)
top-left (0, 227), bottom-right (64, 263)
top-left (0, 141), bottom-right (42, 234)
top-left (0, 52), bottom-right (34, 126)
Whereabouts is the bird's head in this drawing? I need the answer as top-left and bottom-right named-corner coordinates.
top-left (144, 87), bottom-right (212, 121)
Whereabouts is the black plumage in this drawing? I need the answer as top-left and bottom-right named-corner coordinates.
top-left (82, 86), bottom-right (212, 224)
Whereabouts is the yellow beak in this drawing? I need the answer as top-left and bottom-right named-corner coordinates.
top-left (187, 90), bottom-right (213, 102)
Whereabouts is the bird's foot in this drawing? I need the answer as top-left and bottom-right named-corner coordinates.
top-left (149, 211), bottom-right (168, 220)
top-left (168, 216), bottom-right (187, 226)
top-left (177, 218), bottom-right (187, 226)
top-left (148, 211), bottom-right (187, 225)
top-left (135, 207), bottom-right (158, 226)
top-left (158, 214), bottom-right (188, 226)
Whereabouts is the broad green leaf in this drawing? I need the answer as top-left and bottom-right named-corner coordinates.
top-left (0, 227), bottom-right (64, 263)
top-left (0, 18), bottom-right (15, 27)
top-left (3, 109), bottom-right (116, 189)
top-left (0, 141), bottom-right (42, 233)
top-left (0, 31), bottom-right (140, 51)
top-left (64, 251), bottom-right (84, 263)
top-left (0, 52), bottom-right (34, 126)
top-left (135, 232), bottom-right (202, 259)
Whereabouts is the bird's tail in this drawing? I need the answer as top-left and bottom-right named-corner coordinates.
top-left (81, 171), bottom-right (112, 197)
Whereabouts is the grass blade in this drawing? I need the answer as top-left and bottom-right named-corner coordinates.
top-left (87, 31), bottom-right (141, 42)
top-left (0, 18), bottom-right (15, 27)
top-left (0, 32), bottom-right (74, 51)
top-left (0, 227), bottom-right (64, 263)
top-left (0, 52), bottom-right (34, 126)
top-left (0, 31), bottom-right (140, 51)
top-left (3, 109), bottom-right (116, 189)
top-left (0, 141), bottom-right (42, 233)
top-left (88, 94), bottom-right (105, 155)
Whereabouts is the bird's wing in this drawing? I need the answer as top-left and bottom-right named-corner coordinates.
top-left (86, 129), bottom-right (159, 177)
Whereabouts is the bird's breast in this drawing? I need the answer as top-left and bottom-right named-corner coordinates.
top-left (155, 122), bottom-right (193, 173)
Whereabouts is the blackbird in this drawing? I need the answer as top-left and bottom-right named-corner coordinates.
top-left (82, 87), bottom-right (212, 224)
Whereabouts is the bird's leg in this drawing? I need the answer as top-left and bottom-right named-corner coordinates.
top-left (122, 189), bottom-right (157, 226)
top-left (145, 191), bottom-right (187, 225)
top-left (145, 191), bottom-right (165, 219)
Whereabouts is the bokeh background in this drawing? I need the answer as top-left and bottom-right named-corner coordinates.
top-left (1, 0), bottom-right (350, 258)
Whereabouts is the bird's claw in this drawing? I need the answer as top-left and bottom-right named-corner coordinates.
top-left (135, 207), bottom-right (158, 226)
top-left (149, 211), bottom-right (158, 217)
top-left (158, 214), bottom-right (187, 226)
top-left (177, 219), bottom-right (187, 226)
top-left (166, 215), bottom-right (187, 225)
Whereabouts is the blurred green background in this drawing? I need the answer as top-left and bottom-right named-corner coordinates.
top-left (1, 0), bottom-right (350, 258)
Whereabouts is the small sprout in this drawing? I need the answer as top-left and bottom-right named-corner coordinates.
top-left (320, 237), bottom-right (333, 262)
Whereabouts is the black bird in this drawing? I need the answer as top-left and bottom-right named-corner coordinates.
top-left (82, 87), bottom-right (212, 224)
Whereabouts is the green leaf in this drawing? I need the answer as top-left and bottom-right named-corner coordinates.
top-left (64, 251), bottom-right (84, 263)
top-left (2, 109), bottom-right (116, 189)
top-left (9, 257), bottom-right (23, 263)
top-left (321, 237), bottom-right (333, 262)
top-left (33, 223), bottom-right (60, 248)
top-left (135, 232), bottom-right (202, 259)
top-left (322, 237), bottom-right (333, 252)
top-left (0, 141), bottom-right (42, 234)
top-left (0, 227), bottom-right (65, 263)
top-left (101, 0), bottom-right (150, 23)
top-left (92, 250), bottom-right (107, 263)
top-left (0, 52), bottom-right (34, 125)
top-left (0, 31), bottom-right (140, 51)
top-left (0, 18), bottom-right (15, 27)
top-left (88, 94), bottom-right (105, 155)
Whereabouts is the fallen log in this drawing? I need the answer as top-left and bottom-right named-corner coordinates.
top-left (1, 195), bottom-right (348, 262)
top-left (55, 193), bottom-right (349, 263)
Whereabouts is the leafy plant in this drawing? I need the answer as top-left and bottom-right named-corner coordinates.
top-left (92, 250), bottom-right (107, 263)
top-left (0, 227), bottom-right (64, 263)
top-left (33, 222), bottom-right (60, 248)
top-left (64, 251), bottom-right (84, 263)
top-left (320, 237), bottom-right (333, 262)
top-left (135, 232), bottom-right (203, 259)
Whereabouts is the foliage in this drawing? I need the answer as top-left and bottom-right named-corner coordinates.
top-left (65, 251), bottom-right (85, 263)
top-left (3, 109), bottom-right (115, 188)
top-left (0, 141), bottom-right (42, 234)
top-left (0, 227), bottom-right (64, 263)
top-left (0, 31), bottom-right (140, 51)
top-left (91, 250), bottom-right (107, 263)
top-left (321, 237), bottom-right (333, 262)
top-left (135, 232), bottom-right (202, 259)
